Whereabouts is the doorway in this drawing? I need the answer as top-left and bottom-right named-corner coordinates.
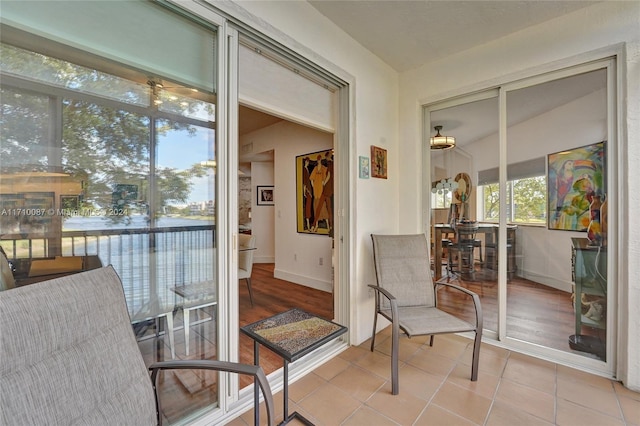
top-left (235, 38), bottom-right (340, 379)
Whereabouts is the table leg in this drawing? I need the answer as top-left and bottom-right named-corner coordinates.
top-left (283, 360), bottom-right (289, 420)
top-left (254, 340), bottom-right (260, 426)
top-left (184, 308), bottom-right (191, 356)
top-left (435, 227), bottom-right (443, 279)
top-left (281, 359), bottom-right (314, 425)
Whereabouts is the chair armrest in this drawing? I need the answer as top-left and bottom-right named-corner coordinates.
top-left (368, 284), bottom-right (399, 324)
top-left (434, 280), bottom-right (483, 331)
top-left (149, 360), bottom-right (275, 426)
top-left (368, 284), bottom-right (396, 302)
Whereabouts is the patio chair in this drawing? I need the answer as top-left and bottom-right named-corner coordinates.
top-left (369, 234), bottom-right (483, 395)
top-left (0, 265), bottom-right (274, 426)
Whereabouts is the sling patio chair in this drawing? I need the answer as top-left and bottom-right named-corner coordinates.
top-left (0, 265), bottom-right (274, 425)
top-left (369, 233), bottom-right (483, 395)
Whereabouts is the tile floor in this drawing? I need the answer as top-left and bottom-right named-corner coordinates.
top-left (229, 327), bottom-right (640, 426)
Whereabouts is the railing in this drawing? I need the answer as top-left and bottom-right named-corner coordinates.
top-left (1, 225), bottom-right (216, 318)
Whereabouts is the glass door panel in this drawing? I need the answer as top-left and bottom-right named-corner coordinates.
top-left (429, 94), bottom-right (499, 333)
top-left (505, 69), bottom-right (608, 361)
top-left (1, 2), bottom-right (219, 422)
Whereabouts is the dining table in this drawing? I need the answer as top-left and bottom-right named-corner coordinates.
top-left (433, 223), bottom-right (517, 280)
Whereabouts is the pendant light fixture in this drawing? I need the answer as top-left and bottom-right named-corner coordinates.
top-left (430, 125), bottom-right (456, 150)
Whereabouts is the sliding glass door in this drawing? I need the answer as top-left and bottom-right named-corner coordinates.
top-left (424, 59), bottom-right (616, 376)
top-left (0, 2), bottom-right (220, 423)
top-left (504, 65), bottom-right (613, 370)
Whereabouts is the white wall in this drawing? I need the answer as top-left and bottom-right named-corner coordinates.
top-left (399, 1), bottom-right (640, 390)
top-left (241, 120), bottom-right (334, 291)
top-left (250, 162), bottom-right (274, 263)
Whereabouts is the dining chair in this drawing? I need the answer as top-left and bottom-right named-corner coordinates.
top-left (370, 234), bottom-right (483, 395)
top-left (238, 234), bottom-right (257, 306)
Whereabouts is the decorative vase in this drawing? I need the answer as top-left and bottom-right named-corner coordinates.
top-left (587, 194), bottom-right (603, 246)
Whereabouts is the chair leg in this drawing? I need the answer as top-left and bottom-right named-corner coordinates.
top-left (370, 311), bottom-right (378, 352)
top-left (471, 329), bottom-right (482, 381)
top-left (429, 335), bottom-right (434, 347)
top-left (391, 319), bottom-right (399, 395)
top-left (245, 278), bottom-right (254, 307)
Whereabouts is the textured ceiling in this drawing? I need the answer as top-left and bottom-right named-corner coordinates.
top-left (307, 0), bottom-right (599, 72)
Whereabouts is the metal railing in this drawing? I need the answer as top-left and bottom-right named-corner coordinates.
top-left (1, 225), bottom-right (216, 317)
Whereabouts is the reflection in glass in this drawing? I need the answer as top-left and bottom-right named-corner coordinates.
top-left (429, 96), bottom-right (499, 334)
top-left (0, 9), bottom-right (218, 420)
top-left (505, 69), bottom-right (608, 360)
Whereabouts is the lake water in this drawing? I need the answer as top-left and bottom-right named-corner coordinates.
top-left (63, 215), bottom-right (214, 231)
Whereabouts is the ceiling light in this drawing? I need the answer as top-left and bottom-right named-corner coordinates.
top-left (430, 125), bottom-right (456, 150)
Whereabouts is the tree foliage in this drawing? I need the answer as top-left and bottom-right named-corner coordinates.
top-left (1, 43), bottom-right (212, 222)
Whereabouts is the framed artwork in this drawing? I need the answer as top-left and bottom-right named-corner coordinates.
top-left (547, 141), bottom-right (606, 231)
top-left (256, 186), bottom-right (274, 206)
top-left (295, 149), bottom-right (333, 235)
top-left (370, 145), bottom-right (387, 179)
top-left (359, 156), bottom-right (370, 179)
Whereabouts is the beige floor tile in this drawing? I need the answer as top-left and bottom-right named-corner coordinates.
top-left (239, 391), bottom-right (284, 426)
top-left (296, 382), bottom-right (361, 425)
top-left (614, 381), bottom-right (640, 402)
top-left (557, 364), bottom-right (617, 391)
top-left (618, 394), bottom-right (640, 426)
top-left (329, 364), bottom-right (386, 402)
top-left (406, 347), bottom-right (457, 378)
top-left (502, 354), bottom-right (556, 394)
top-left (338, 345), bottom-right (370, 363)
top-left (446, 363), bottom-right (500, 400)
top-left (557, 377), bottom-right (622, 418)
top-left (342, 406), bottom-right (399, 426)
top-left (375, 334), bottom-right (425, 361)
top-left (431, 381), bottom-right (492, 424)
top-left (288, 372), bottom-right (326, 403)
top-left (365, 388), bottom-right (430, 425)
top-left (486, 400), bottom-right (555, 426)
top-left (556, 398), bottom-right (625, 426)
top-left (414, 403), bottom-right (477, 426)
top-left (395, 363), bottom-right (445, 401)
top-left (426, 333), bottom-right (470, 360)
top-left (496, 378), bottom-right (555, 423)
top-left (477, 341), bottom-right (511, 360)
top-left (312, 355), bottom-right (351, 381)
top-left (460, 344), bottom-right (509, 377)
top-left (354, 349), bottom-right (395, 381)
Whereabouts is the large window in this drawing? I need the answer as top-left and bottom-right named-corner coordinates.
top-left (480, 175), bottom-right (546, 224)
top-left (1, 2), bottom-right (219, 423)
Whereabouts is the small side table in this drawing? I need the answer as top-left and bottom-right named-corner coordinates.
top-left (241, 308), bottom-right (347, 425)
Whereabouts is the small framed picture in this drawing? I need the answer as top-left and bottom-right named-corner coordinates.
top-left (359, 156), bottom-right (370, 179)
top-left (371, 145), bottom-right (387, 179)
top-left (257, 185), bottom-right (274, 206)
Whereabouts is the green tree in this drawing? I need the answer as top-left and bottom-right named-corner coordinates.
top-left (1, 43), bottom-right (212, 224)
top-left (513, 176), bottom-right (546, 223)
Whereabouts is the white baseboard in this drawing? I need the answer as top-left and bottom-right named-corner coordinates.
top-left (273, 268), bottom-right (332, 293)
top-left (519, 268), bottom-right (573, 293)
